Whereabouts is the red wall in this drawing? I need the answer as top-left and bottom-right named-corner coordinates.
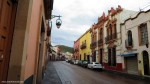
top-left (103, 63), bottom-right (123, 71)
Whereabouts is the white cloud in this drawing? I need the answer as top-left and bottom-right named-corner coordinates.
top-left (51, 0), bottom-right (150, 47)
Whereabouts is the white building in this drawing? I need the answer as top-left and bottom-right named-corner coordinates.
top-left (121, 9), bottom-right (150, 76)
top-left (102, 6), bottom-right (136, 71)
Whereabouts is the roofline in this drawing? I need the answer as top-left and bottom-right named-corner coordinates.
top-left (74, 28), bottom-right (91, 43)
top-left (121, 9), bottom-right (150, 25)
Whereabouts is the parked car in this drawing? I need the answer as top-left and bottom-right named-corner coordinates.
top-left (82, 60), bottom-right (89, 68)
top-left (78, 60), bottom-right (84, 66)
top-left (66, 59), bottom-right (71, 63)
top-left (70, 59), bottom-right (75, 64)
top-left (65, 59), bottom-right (69, 62)
top-left (74, 60), bottom-right (79, 65)
top-left (88, 62), bottom-right (102, 70)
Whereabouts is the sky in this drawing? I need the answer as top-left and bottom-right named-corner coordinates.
top-left (51, 0), bottom-right (150, 47)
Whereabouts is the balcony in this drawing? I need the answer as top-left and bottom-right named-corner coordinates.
top-left (98, 39), bottom-right (103, 46)
top-left (80, 43), bottom-right (86, 49)
top-left (105, 33), bottom-right (117, 43)
top-left (90, 41), bottom-right (97, 48)
top-left (125, 39), bottom-right (133, 49)
top-left (74, 48), bottom-right (79, 52)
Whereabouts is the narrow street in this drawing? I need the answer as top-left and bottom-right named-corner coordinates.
top-left (52, 61), bottom-right (149, 84)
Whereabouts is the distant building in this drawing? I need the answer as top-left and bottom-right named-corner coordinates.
top-left (52, 46), bottom-right (61, 60)
top-left (64, 52), bottom-right (73, 60)
top-left (74, 38), bottom-right (80, 60)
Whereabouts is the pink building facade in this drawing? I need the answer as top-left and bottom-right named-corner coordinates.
top-left (74, 39), bottom-right (80, 60)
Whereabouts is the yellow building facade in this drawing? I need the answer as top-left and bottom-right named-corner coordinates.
top-left (79, 29), bottom-right (91, 61)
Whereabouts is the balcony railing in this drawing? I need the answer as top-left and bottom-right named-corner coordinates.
top-left (90, 41), bottom-right (97, 48)
top-left (105, 33), bottom-right (117, 43)
top-left (80, 43), bottom-right (86, 49)
top-left (98, 39), bottom-right (103, 46)
top-left (125, 39), bottom-right (133, 48)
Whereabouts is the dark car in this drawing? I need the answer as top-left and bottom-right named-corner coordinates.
top-left (82, 60), bottom-right (89, 68)
top-left (78, 60), bottom-right (84, 66)
top-left (70, 59), bottom-right (75, 64)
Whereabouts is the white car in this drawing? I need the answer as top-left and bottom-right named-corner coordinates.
top-left (74, 60), bottom-right (79, 65)
top-left (88, 62), bottom-right (102, 69)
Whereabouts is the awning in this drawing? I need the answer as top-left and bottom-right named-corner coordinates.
top-left (120, 53), bottom-right (137, 57)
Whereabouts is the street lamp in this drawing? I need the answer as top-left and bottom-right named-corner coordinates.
top-left (51, 15), bottom-right (62, 28)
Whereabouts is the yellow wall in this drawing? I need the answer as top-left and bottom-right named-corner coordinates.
top-left (79, 30), bottom-right (91, 60)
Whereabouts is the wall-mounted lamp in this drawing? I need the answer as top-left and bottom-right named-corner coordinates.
top-left (51, 15), bottom-right (62, 28)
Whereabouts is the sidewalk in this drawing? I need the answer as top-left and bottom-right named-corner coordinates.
top-left (41, 62), bottom-right (62, 84)
top-left (103, 69), bottom-right (150, 82)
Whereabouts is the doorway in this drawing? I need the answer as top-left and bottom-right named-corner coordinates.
top-left (0, 0), bottom-right (17, 82)
top-left (100, 49), bottom-right (103, 64)
top-left (143, 51), bottom-right (150, 75)
top-left (87, 55), bottom-right (89, 62)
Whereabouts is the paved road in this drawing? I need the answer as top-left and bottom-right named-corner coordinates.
top-left (53, 61), bottom-right (149, 84)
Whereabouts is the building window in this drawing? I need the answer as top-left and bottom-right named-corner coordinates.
top-left (128, 30), bottom-right (133, 46)
top-left (110, 24), bottom-right (112, 39)
top-left (139, 23), bottom-right (148, 45)
top-left (114, 24), bottom-right (117, 38)
top-left (100, 28), bottom-right (103, 39)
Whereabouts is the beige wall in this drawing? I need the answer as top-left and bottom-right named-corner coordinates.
top-left (7, 0), bottom-right (33, 81)
top-left (7, 0), bottom-right (49, 83)
top-left (24, 0), bottom-right (42, 80)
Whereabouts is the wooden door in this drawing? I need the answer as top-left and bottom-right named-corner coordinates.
top-left (0, 0), bottom-right (17, 83)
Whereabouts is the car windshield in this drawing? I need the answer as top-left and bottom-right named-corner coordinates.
top-left (95, 62), bottom-right (99, 64)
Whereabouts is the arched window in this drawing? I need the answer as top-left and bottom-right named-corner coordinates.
top-left (128, 30), bottom-right (133, 46)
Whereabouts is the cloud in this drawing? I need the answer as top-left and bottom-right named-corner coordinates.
top-left (51, 0), bottom-right (150, 47)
